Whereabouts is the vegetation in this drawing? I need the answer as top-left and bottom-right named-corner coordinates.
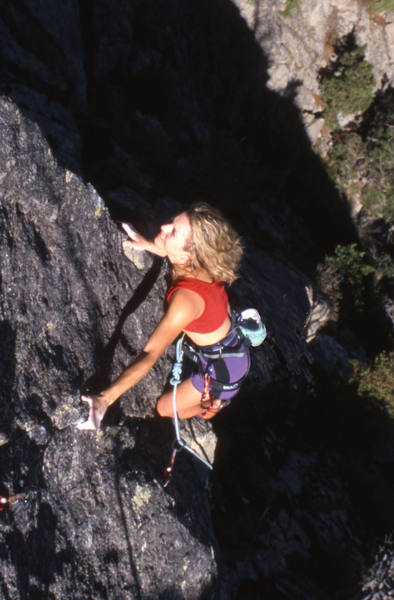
top-left (319, 33), bottom-right (393, 223)
top-left (320, 43), bottom-right (375, 129)
top-left (324, 90), bottom-right (394, 221)
top-left (366, 0), bottom-right (394, 12)
top-left (353, 351), bottom-right (394, 414)
top-left (324, 244), bottom-right (374, 284)
top-left (280, 0), bottom-right (300, 18)
top-left (318, 243), bottom-right (375, 315)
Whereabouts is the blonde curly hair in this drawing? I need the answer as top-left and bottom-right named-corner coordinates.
top-left (184, 203), bottom-right (243, 285)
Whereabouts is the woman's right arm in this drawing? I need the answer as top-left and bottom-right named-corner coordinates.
top-left (122, 223), bottom-right (167, 257)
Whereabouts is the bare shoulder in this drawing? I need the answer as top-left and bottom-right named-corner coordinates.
top-left (163, 287), bottom-right (204, 329)
top-left (167, 287), bottom-right (204, 315)
top-left (142, 288), bottom-right (202, 355)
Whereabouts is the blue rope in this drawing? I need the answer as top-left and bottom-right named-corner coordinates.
top-left (170, 337), bottom-right (213, 471)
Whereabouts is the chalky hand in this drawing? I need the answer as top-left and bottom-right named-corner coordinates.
top-left (76, 395), bottom-right (106, 430)
top-left (121, 223), bottom-right (149, 251)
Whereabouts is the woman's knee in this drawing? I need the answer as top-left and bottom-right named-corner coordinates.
top-left (156, 394), bottom-right (173, 418)
top-left (156, 394), bottom-right (202, 419)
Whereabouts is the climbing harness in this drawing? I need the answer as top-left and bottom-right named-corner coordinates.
top-left (183, 321), bottom-right (251, 399)
top-left (0, 489), bottom-right (38, 512)
top-left (163, 336), bottom-right (213, 488)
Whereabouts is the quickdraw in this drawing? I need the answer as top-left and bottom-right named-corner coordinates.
top-left (0, 489), bottom-right (38, 511)
top-left (200, 372), bottom-right (213, 409)
top-left (163, 336), bottom-right (213, 488)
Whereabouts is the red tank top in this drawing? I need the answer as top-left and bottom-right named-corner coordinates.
top-left (166, 278), bottom-right (229, 333)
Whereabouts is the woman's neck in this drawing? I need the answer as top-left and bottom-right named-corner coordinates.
top-left (172, 265), bottom-right (213, 283)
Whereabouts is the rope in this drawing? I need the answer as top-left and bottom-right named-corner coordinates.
top-left (163, 336), bottom-right (213, 487)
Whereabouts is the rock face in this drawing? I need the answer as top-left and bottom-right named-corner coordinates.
top-left (0, 95), bottom-right (222, 598)
top-left (360, 538), bottom-right (394, 600)
top-left (234, 0), bottom-right (394, 143)
top-left (0, 1), bottom-right (393, 599)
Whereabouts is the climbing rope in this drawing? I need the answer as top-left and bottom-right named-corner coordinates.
top-left (163, 336), bottom-right (213, 487)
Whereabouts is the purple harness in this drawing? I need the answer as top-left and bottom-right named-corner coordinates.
top-left (184, 325), bottom-right (250, 400)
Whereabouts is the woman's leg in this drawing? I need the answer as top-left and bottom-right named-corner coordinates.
top-left (157, 378), bottom-right (203, 419)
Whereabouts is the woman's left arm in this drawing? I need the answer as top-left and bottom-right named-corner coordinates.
top-left (122, 223), bottom-right (167, 257)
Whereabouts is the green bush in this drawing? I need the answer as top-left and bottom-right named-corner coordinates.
top-left (320, 45), bottom-right (375, 129)
top-left (367, 0), bottom-right (394, 12)
top-left (326, 130), bottom-right (393, 221)
top-left (353, 351), bottom-right (394, 415)
top-left (363, 108), bottom-right (394, 221)
top-left (325, 243), bottom-right (374, 284)
top-left (319, 243), bottom-right (375, 314)
top-left (375, 253), bottom-right (394, 285)
top-left (280, 0), bottom-right (299, 17)
top-left (324, 89), bottom-right (393, 221)
top-left (319, 242), bottom-right (394, 347)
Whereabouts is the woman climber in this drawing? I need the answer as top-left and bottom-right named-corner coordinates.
top-left (77, 203), bottom-right (250, 430)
